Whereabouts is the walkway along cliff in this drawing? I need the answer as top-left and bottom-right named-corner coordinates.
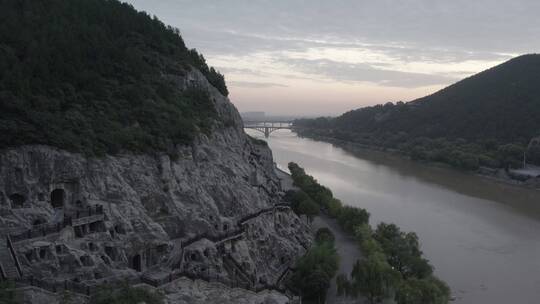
top-left (0, 68), bottom-right (312, 303)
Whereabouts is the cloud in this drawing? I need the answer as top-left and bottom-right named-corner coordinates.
top-left (130, 0), bottom-right (540, 55)
top-left (214, 67), bottom-right (265, 77)
top-left (280, 58), bottom-right (459, 88)
top-left (124, 0), bottom-right (540, 114)
top-left (228, 81), bottom-right (288, 88)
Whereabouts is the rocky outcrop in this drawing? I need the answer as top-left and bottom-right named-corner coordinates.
top-left (0, 68), bottom-right (310, 301)
top-left (159, 278), bottom-right (292, 304)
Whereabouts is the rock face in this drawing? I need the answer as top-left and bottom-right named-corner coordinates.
top-left (159, 278), bottom-right (291, 304)
top-left (0, 68), bottom-right (310, 301)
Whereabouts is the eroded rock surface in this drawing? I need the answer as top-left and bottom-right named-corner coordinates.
top-left (0, 69), bottom-right (310, 302)
top-left (159, 278), bottom-right (293, 304)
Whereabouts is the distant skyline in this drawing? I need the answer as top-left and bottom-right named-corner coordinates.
top-left (124, 0), bottom-right (540, 116)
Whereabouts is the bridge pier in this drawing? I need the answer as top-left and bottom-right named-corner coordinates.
top-left (243, 121), bottom-right (292, 138)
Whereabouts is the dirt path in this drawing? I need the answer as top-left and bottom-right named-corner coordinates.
top-left (276, 165), bottom-right (363, 303)
top-left (312, 215), bottom-right (364, 304)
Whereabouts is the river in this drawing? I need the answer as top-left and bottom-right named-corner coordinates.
top-left (246, 129), bottom-right (540, 304)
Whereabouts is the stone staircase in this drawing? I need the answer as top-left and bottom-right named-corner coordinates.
top-left (0, 236), bottom-right (21, 279)
top-left (222, 254), bottom-right (253, 289)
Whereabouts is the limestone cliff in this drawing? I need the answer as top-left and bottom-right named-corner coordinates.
top-left (0, 68), bottom-right (310, 302)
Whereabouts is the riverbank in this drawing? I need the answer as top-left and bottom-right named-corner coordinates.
top-left (293, 128), bottom-right (540, 190)
top-left (250, 128), bottom-right (540, 304)
top-left (276, 165), bottom-right (362, 304)
top-left (278, 161), bottom-right (451, 304)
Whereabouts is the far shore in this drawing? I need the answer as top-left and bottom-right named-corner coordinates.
top-left (292, 128), bottom-right (540, 191)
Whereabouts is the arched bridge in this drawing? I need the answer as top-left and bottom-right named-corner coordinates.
top-left (243, 121), bottom-right (292, 138)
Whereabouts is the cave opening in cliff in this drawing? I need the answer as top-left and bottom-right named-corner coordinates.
top-left (50, 189), bottom-right (65, 208)
top-left (32, 219), bottom-right (46, 226)
top-left (9, 193), bottom-right (25, 208)
top-left (132, 254), bottom-right (142, 272)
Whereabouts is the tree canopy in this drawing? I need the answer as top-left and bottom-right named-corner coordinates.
top-left (289, 241), bottom-right (339, 303)
top-left (0, 0), bottom-right (229, 156)
top-left (294, 54), bottom-right (540, 169)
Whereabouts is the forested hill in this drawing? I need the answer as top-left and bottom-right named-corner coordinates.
top-left (295, 54), bottom-right (540, 169)
top-left (0, 0), bottom-right (228, 156)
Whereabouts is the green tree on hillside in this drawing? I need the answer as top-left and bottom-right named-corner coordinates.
top-left (0, 0), bottom-right (229, 156)
top-left (498, 144), bottom-right (525, 169)
top-left (350, 254), bottom-right (401, 304)
top-left (337, 206), bottom-right (370, 234)
top-left (374, 223), bottom-right (433, 279)
top-left (395, 277), bottom-right (450, 304)
top-left (289, 242), bottom-right (339, 303)
top-left (315, 227), bottom-right (335, 245)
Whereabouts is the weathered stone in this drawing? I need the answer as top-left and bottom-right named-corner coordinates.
top-left (0, 69), bottom-right (311, 301)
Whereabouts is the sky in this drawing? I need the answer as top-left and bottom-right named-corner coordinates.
top-left (124, 0), bottom-right (540, 116)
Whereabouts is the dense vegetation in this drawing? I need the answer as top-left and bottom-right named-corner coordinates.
top-left (287, 162), bottom-right (450, 303)
top-left (284, 189), bottom-right (320, 223)
top-left (0, 281), bottom-right (17, 304)
top-left (294, 54), bottom-right (540, 170)
top-left (0, 0), bottom-right (229, 156)
top-left (288, 231), bottom-right (339, 303)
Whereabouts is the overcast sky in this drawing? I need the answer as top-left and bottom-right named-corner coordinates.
top-left (125, 0), bottom-right (539, 116)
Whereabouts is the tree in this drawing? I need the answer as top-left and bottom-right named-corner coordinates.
top-left (337, 206), bottom-right (370, 234)
top-left (315, 227), bottom-right (335, 245)
top-left (327, 198), bottom-right (343, 218)
top-left (289, 242), bottom-right (339, 303)
top-left (395, 277), bottom-right (450, 304)
top-left (293, 55), bottom-right (540, 172)
top-left (0, 281), bottom-right (17, 304)
top-left (526, 143), bottom-right (540, 165)
top-left (0, 0), bottom-right (227, 157)
top-left (373, 223), bottom-right (433, 279)
top-left (354, 223), bottom-right (373, 244)
top-left (288, 190), bottom-right (320, 223)
top-left (296, 198), bottom-right (320, 223)
top-left (350, 254), bottom-right (401, 304)
top-left (336, 273), bottom-right (352, 297)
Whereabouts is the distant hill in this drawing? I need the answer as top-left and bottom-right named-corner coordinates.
top-left (295, 55), bottom-right (540, 169)
top-left (0, 0), bottom-right (228, 156)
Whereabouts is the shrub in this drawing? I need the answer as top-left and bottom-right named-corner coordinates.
top-left (315, 227), bottom-right (335, 245)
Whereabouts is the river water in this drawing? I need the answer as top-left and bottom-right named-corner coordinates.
top-left (246, 129), bottom-right (540, 304)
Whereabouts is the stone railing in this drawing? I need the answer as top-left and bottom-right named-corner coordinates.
top-left (15, 275), bottom-right (141, 297)
top-left (7, 235), bottom-right (23, 278)
top-left (10, 203), bottom-right (297, 298)
top-left (181, 229), bottom-right (245, 248)
top-left (181, 203), bottom-right (291, 249)
top-left (9, 205), bottom-right (105, 243)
